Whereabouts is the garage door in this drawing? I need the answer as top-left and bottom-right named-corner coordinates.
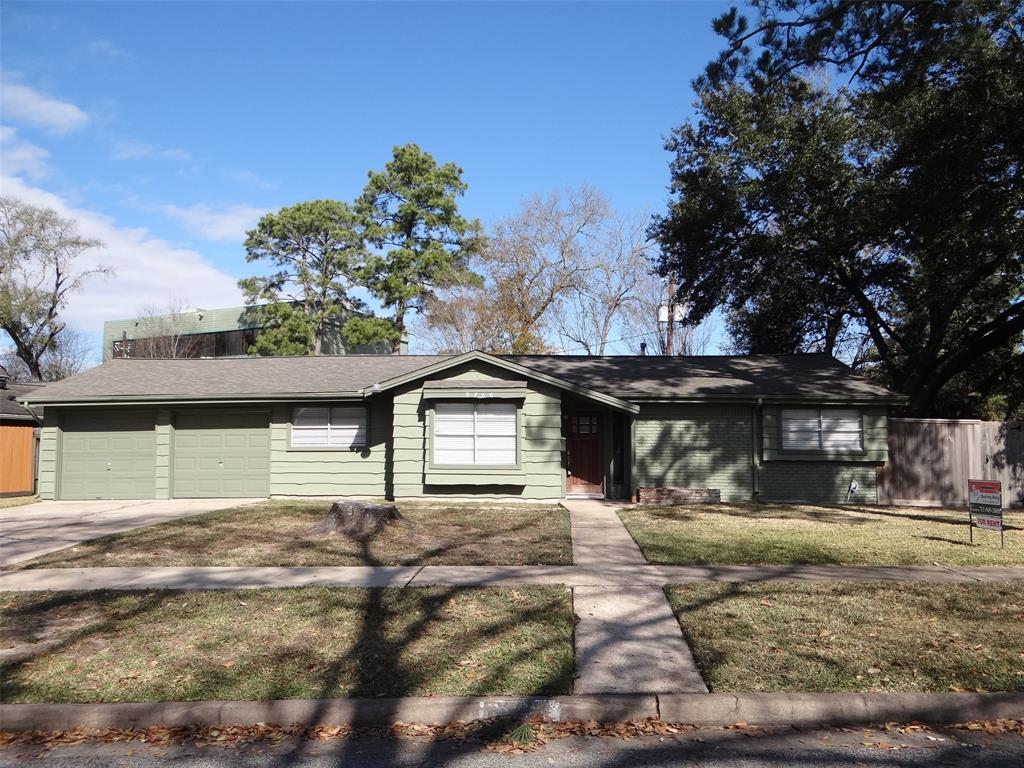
top-left (59, 410), bottom-right (157, 499)
top-left (172, 411), bottom-right (270, 498)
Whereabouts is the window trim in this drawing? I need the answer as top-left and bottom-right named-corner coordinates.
top-left (428, 399), bottom-right (521, 471)
top-left (778, 407), bottom-right (864, 454)
top-left (288, 405), bottom-right (369, 451)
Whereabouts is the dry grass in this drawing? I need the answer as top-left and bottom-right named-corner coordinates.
top-left (666, 582), bottom-right (1024, 693)
top-left (0, 586), bottom-right (574, 703)
top-left (0, 495), bottom-right (37, 510)
top-left (21, 499), bottom-right (572, 568)
top-left (620, 502), bottom-right (1023, 566)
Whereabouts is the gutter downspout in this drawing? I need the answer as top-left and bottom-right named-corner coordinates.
top-left (16, 399), bottom-right (44, 426)
top-left (752, 397), bottom-right (762, 500)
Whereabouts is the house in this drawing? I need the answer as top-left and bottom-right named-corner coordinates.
top-left (1, 380), bottom-right (41, 497)
top-left (102, 305), bottom-right (405, 361)
top-left (18, 351), bottom-right (904, 504)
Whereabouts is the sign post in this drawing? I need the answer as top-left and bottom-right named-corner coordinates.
top-left (968, 479), bottom-right (1003, 548)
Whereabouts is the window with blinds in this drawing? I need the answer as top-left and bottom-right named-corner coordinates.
top-left (434, 402), bottom-right (517, 466)
top-left (780, 408), bottom-right (862, 451)
top-left (291, 407), bottom-right (367, 449)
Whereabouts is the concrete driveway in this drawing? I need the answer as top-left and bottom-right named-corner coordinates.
top-left (0, 499), bottom-right (261, 568)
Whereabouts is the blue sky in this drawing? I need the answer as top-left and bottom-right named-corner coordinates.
top-left (1, 1), bottom-right (730, 355)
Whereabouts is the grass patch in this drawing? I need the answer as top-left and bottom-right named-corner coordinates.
top-left (666, 582), bottom-right (1024, 693)
top-left (21, 499), bottom-right (572, 568)
top-left (620, 502), bottom-right (1023, 566)
top-left (0, 586), bottom-right (573, 703)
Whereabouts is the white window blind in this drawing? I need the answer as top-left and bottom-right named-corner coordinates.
top-left (434, 402), bottom-right (516, 466)
top-left (781, 408), bottom-right (862, 451)
top-left (291, 406), bottom-right (367, 449)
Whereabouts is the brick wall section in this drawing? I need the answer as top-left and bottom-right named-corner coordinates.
top-left (637, 487), bottom-right (722, 504)
top-left (634, 403), bottom-right (755, 502)
top-left (757, 461), bottom-right (879, 504)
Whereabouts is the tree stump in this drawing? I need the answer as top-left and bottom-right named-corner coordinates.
top-left (309, 500), bottom-right (402, 542)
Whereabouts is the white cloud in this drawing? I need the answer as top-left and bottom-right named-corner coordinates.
top-left (161, 203), bottom-right (266, 242)
top-left (226, 169), bottom-right (277, 191)
top-left (0, 174), bottom-right (243, 336)
top-left (110, 138), bottom-right (192, 162)
top-left (88, 39), bottom-right (126, 59)
top-left (0, 126), bottom-right (50, 179)
top-left (1, 80), bottom-right (89, 134)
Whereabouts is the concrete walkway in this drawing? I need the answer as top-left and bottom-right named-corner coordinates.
top-left (3, 564), bottom-right (1024, 591)
top-left (562, 499), bottom-right (645, 565)
top-left (0, 499), bottom-right (261, 568)
top-left (564, 499), bottom-right (707, 693)
top-left (574, 586), bottom-right (708, 693)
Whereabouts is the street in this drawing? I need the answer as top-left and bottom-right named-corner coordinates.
top-left (3, 724), bottom-right (1022, 767)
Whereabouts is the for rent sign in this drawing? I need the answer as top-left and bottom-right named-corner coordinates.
top-left (968, 479), bottom-right (1004, 547)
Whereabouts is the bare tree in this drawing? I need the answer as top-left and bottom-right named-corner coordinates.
top-left (416, 288), bottom-right (503, 354)
top-left (480, 186), bottom-right (609, 353)
top-left (0, 197), bottom-right (109, 380)
top-left (554, 210), bottom-right (652, 354)
top-left (620, 270), bottom-right (714, 355)
top-left (1, 327), bottom-right (93, 381)
top-left (131, 300), bottom-right (204, 358)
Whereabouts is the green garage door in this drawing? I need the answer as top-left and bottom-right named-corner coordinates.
top-left (60, 410), bottom-right (157, 499)
top-left (173, 411), bottom-right (270, 498)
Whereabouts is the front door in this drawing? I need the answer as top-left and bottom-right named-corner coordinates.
top-left (566, 413), bottom-right (604, 497)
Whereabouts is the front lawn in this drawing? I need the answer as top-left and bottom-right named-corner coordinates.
top-left (0, 586), bottom-right (573, 703)
top-left (666, 582), bottom-right (1024, 693)
top-left (619, 502), bottom-right (1022, 566)
top-left (21, 499), bottom-right (572, 568)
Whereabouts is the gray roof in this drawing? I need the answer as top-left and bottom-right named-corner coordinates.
top-left (2, 383), bottom-right (42, 421)
top-left (22, 356), bottom-right (449, 403)
top-left (20, 352), bottom-right (901, 405)
top-left (505, 354), bottom-right (899, 401)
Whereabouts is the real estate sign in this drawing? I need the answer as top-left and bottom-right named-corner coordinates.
top-left (968, 479), bottom-right (1003, 546)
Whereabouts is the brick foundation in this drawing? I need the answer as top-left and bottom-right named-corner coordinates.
top-left (637, 487), bottom-right (722, 504)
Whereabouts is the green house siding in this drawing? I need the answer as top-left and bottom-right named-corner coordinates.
top-left (391, 362), bottom-right (564, 500)
top-left (37, 411), bottom-right (59, 500)
top-left (758, 462), bottom-right (879, 504)
top-left (634, 404), bottom-right (755, 502)
top-left (761, 405), bottom-right (889, 462)
top-left (268, 398), bottom-right (392, 497)
top-left (756, 404), bottom-right (886, 504)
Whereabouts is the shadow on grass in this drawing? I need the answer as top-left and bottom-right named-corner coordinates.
top-left (19, 500), bottom-right (573, 570)
top-left (1, 517), bottom-right (577, 768)
top-left (665, 581), bottom-right (1024, 697)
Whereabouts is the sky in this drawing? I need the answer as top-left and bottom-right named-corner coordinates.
top-left (0, 0), bottom-right (731, 358)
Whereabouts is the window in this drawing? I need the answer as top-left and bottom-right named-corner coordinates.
top-left (434, 402), bottom-right (517, 466)
top-left (291, 406), bottom-right (367, 449)
top-left (781, 408), bottom-right (862, 451)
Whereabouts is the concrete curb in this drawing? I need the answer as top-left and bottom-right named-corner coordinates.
top-left (2, 693), bottom-right (1021, 732)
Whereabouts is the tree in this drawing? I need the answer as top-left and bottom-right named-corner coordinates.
top-left (416, 287), bottom-right (505, 354)
top-left (350, 144), bottom-right (483, 353)
top-left (239, 200), bottom-right (365, 356)
top-left (653, 0), bottom-right (1024, 416)
top-left (619, 270), bottom-right (714, 356)
top-left (553, 209), bottom-right (652, 355)
top-left (130, 300), bottom-right (204, 359)
top-left (0, 197), bottom-right (108, 380)
top-left (1, 327), bottom-right (93, 382)
top-left (419, 186), bottom-right (664, 355)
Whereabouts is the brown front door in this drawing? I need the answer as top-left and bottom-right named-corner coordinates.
top-left (566, 413), bottom-right (604, 496)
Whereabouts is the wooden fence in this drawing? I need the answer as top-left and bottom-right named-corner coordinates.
top-left (0, 424), bottom-right (36, 496)
top-left (877, 418), bottom-right (1024, 507)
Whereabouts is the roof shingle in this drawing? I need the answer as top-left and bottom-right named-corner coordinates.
top-left (19, 352), bottom-right (900, 404)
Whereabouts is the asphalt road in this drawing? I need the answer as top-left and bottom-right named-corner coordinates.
top-left (3, 725), bottom-right (1022, 767)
